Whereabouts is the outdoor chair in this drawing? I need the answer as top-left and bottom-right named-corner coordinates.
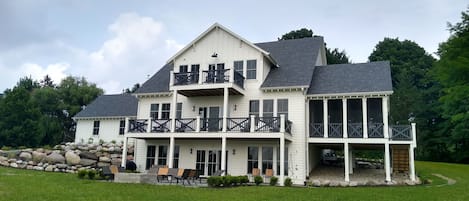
top-left (156, 167), bottom-right (169, 182)
top-left (168, 168), bottom-right (179, 183)
top-left (188, 169), bottom-right (198, 184)
top-left (264, 168), bottom-right (273, 181)
top-left (175, 169), bottom-right (192, 185)
top-left (102, 166), bottom-right (114, 180)
top-left (251, 168), bottom-right (260, 182)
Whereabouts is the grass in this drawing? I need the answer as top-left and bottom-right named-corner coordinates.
top-left (0, 161), bottom-right (468, 201)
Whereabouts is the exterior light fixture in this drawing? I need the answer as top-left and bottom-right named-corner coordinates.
top-left (232, 149), bottom-right (236, 155)
top-left (190, 148), bottom-right (193, 154)
top-left (211, 52), bottom-right (218, 58)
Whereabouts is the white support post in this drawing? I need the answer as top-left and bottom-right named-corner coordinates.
top-left (222, 87), bottom-right (229, 132)
top-left (147, 118), bottom-right (152, 133)
top-left (198, 69), bottom-right (203, 85)
top-left (411, 123), bottom-right (417, 148)
top-left (344, 143), bottom-right (350, 182)
top-left (280, 114), bottom-right (285, 133)
top-left (169, 71), bottom-right (174, 86)
top-left (171, 90), bottom-right (178, 133)
top-left (196, 116), bottom-right (201, 132)
top-left (229, 68), bottom-right (234, 83)
top-left (221, 136), bottom-right (227, 175)
top-left (279, 136), bottom-right (285, 186)
top-left (342, 98), bottom-right (348, 138)
top-left (385, 143), bottom-right (391, 182)
top-left (409, 144), bottom-right (416, 181)
top-left (323, 99), bottom-right (328, 138)
top-left (121, 137), bottom-right (128, 168)
top-left (250, 115), bottom-right (255, 132)
top-left (349, 148), bottom-right (353, 174)
top-left (362, 98), bottom-right (368, 138)
top-left (124, 117), bottom-right (129, 134)
top-left (168, 136), bottom-right (175, 168)
top-left (382, 96), bottom-right (389, 139)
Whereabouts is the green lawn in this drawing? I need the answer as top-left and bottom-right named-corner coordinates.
top-left (0, 161), bottom-right (468, 201)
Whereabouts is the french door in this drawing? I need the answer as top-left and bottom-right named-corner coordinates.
top-left (195, 150), bottom-right (228, 176)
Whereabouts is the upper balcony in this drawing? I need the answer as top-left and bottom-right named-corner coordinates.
top-left (169, 69), bottom-right (245, 97)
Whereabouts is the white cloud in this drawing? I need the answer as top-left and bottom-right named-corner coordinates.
top-left (19, 62), bottom-right (69, 83)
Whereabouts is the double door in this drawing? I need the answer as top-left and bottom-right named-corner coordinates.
top-left (195, 150), bottom-right (228, 176)
top-left (199, 106), bottom-right (221, 131)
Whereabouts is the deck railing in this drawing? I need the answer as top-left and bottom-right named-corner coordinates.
top-left (368, 123), bottom-right (384, 138)
top-left (173, 72), bottom-right (199, 85)
top-left (200, 118), bottom-right (223, 132)
top-left (171, 69), bottom-right (244, 89)
top-left (310, 123), bottom-right (324, 137)
top-left (151, 119), bottom-right (171, 132)
top-left (308, 122), bottom-right (414, 141)
top-left (128, 119), bottom-right (148, 133)
top-left (227, 117), bottom-right (250, 132)
top-left (175, 118), bottom-right (196, 132)
top-left (255, 117), bottom-right (280, 132)
top-left (328, 123), bottom-right (343, 138)
top-left (390, 125), bottom-right (412, 140)
top-left (348, 123), bottom-right (363, 138)
top-left (203, 69), bottom-right (229, 84)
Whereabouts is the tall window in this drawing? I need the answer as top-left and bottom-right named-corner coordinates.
top-left (161, 103), bottom-right (170, 119)
top-left (249, 100), bottom-right (260, 117)
top-left (176, 103), bottom-right (182, 119)
top-left (146, 145), bottom-right (156, 169)
top-left (173, 145), bottom-right (180, 168)
top-left (119, 120), bottom-right (125, 135)
top-left (92, 121), bottom-right (100, 135)
top-left (247, 146), bottom-right (259, 174)
top-left (263, 99), bottom-right (274, 117)
top-left (277, 99), bottom-right (289, 120)
top-left (191, 64), bottom-right (200, 82)
top-left (246, 60), bottom-right (257, 79)
top-left (179, 65), bottom-right (188, 72)
top-left (150, 104), bottom-right (159, 119)
top-left (157, 145), bottom-right (168, 166)
top-left (234, 60), bottom-right (243, 76)
top-left (262, 147), bottom-right (273, 174)
top-left (276, 147), bottom-right (288, 176)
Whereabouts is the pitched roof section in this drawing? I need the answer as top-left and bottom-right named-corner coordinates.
top-left (134, 63), bottom-right (173, 94)
top-left (257, 37), bottom-right (323, 88)
top-left (74, 94), bottom-right (137, 118)
top-left (307, 61), bottom-right (393, 95)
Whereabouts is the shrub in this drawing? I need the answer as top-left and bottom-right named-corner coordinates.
top-left (231, 175), bottom-right (240, 186)
top-left (1, 146), bottom-right (12, 151)
top-left (239, 175), bottom-right (249, 185)
top-left (99, 139), bottom-right (105, 145)
top-left (254, 176), bottom-right (263, 186)
top-left (87, 170), bottom-right (96, 180)
top-left (284, 177), bottom-right (292, 187)
top-left (222, 175), bottom-right (232, 187)
top-left (269, 176), bottom-right (278, 186)
top-left (77, 170), bottom-right (87, 179)
top-left (208, 176), bottom-right (223, 187)
top-left (111, 140), bottom-right (116, 144)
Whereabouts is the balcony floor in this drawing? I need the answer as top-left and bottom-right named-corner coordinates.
top-left (178, 88), bottom-right (243, 97)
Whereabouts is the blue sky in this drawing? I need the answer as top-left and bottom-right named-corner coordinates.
top-left (1, 0), bottom-right (467, 94)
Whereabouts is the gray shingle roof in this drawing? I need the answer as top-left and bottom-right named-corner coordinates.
top-left (256, 37), bottom-right (323, 88)
top-left (307, 61), bottom-right (393, 95)
top-left (74, 94), bottom-right (137, 118)
top-left (134, 63), bottom-right (173, 94)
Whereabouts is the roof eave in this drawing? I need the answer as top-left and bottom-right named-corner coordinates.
top-left (306, 91), bottom-right (394, 99)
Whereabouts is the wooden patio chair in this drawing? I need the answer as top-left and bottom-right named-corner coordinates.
top-left (187, 169), bottom-right (198, 185)
top-left (168, 168), bottom-right (179, 184)
top-left (264, 168), bottom-right (273, 181)
top-left (101, 166), bottom-right (114, 180)
top-left (110, 165), bottom-right (119, 175)
top-left (175, 169), bottom-right (191, 185)
top-left (251, 168), bottom-right (260, 182)
top-left (156, 167), bottom-right (169, 182)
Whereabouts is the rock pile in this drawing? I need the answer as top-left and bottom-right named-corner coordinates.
top-left (0, 142), bottom-right (134, 174)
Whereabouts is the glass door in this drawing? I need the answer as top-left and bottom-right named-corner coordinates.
top-left (208, 107), bottom-right (220, 131)
top-left (196, 150), bottom-right (206, 176)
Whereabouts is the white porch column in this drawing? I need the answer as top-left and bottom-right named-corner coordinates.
top-left (124, 117), bottom-right (129, 134)
top-left (349, 148), bottom-right (353, 174)
top-left (222, 87), bottom-right (229, 132)
top-left (323, 99), bottom-right (328, 138)
top-left (169, 70), bottom-right (174, 86)
top-left (171, 90), bottom-right (178, 133)
top-left (196, 116), bottom-right (201, 132)
top-left (385, 143), bottom-right (391, 182)
top-left (382, 96), bottom-right (389, 139)
top-left (344, 142), bottom-right (350, 182)
top-left (342, 98), bottom-right (348, 138)
top-left (409, 145), bottom-right (416, 181)
top-left (250, 115), bottom-right (255, 132)
top-left (362, 98), bottom-right (368, 138)
top-left (121, 137), bottom-right (128, 168)
top-left (280, 114), bottom-right (285, 133)
top-left (411, 123), bottom-right (417, 148)
top-left (279, 136), bottom-right (285, 186)
top-left (221, 136), bottom-right (227, 175)
top-left (147, 118), bottom-right (152, 133)
top-left (168, 136), bottom-right (175, 168)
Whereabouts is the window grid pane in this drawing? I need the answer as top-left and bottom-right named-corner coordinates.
top-left (246, 60), bottom-right (256, 79)
top-left (150, 104), bottom-right (159, 119)
top-left (247, 146), bottom-right (258, 174)
top-left (263, 99), bottom-right (274, 117)
top-left (161, 103), bottom-right (170, 119)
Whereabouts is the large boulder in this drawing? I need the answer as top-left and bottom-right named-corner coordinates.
top-left (79, 159), bottom-right (97, 166)
top-left (0, 156), bottom-right (7, 161)
top-left (45, 165), bottom-right (55, 172)
top-left (79, 151), bottom-right (98, 160)
top-left (32, 151), bottom-right (47, 163)
top-left (99, 156), bottom-right (111, 163)
top-left (45, 152), bottom-right (65, 164)
top-left (65, 151), bottom-right (80, 165)
top-left (19, 152), bottom-right (32, 161)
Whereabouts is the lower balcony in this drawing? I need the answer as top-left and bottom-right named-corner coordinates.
top-left (309, 122), bottom-right (414, 141)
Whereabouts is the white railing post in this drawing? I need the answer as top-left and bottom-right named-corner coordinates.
top-left (344, 143), bottom-right (350, 182)
top-left (168, 136), bottom-right (175, 168)
top-left (384, 143), bottom-right (391, 182)
top-left (196, 116), bottom-right (201, 132)
top-left (279, 136), bottom-right (285, 186)
top-left (323, 99), bottom-right (328, 138)
top-left (342, 98), bottom-right (348, 138)
top-left (121, 137), bottom-right (128, 168)
top-left (124, 117), bottom-right (129, 134)
top-left (198, 70), bottom-right (203, 84)
top-left (382, 96), bottom-right (389, 139)
top-left (222, 87), bottom-right (228, 132)
top-left (229, 69), bottom-right (234, 83)
top-left (147, 118), bottom-right (152, 133)
top-left (169, 70), bottom-right (174, 86)
top-left (250, 115), bottom-right (255, 133)
top-left (171, 90), bottom-right (177, 133)
top-left (409, 144), bottom-right (416, 181)
top-left (280, 114), bottom-right (285, 133)
top-left (411, 123), bottom-right (417, 148)
top-left (362, 98), bottom-right (368, 138)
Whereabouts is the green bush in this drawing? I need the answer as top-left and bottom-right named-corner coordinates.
top-left (269, 176), bottom-right (278, 186)
top-left (1, 146), bottom-right (12, 151)
top-left (207, 176), bottom-right (222, 187)
top-left (239, 175), bottom-right (249, 185)
top-left (254, 176), bottom-right (263, 186)
top-left (284, 177), bottom-right (292, 187)
top-left (87, 170), bottom-right (96, 180)
top-left (222, 175), bottom-right (232, 187)
top-left (77, 170), bottom-right (87, 179)
top-left (231, 175), bottom-right (240, 186)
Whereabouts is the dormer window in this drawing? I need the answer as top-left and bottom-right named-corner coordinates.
top-left (246, 60), bottom-right (257, 79)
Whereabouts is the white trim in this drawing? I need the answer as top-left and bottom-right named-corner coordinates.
top-left (307, 91), bottom-right (393, 100)
top-left (135, 92), bottom-right (172, 98)
top-left (73, 116), bottom-right (135, 121)
top-left (261, 86), bottom-right (308, 92)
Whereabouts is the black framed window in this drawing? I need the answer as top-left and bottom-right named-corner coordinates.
top-left (146, 145), bottom-right (156, 169)
top-left (179, 65), bottom-right (188, 73)
top-left (150, 104), bottom-right (159, 119)
top-left (246, 60), bottom-right (257, 79)
top-left (262, 147), bottom-right (273, 174)
top-left (119, 120), bottom-right (125, 135)
top-left (173, 145), bottom-right (180, 168)
top-left (247, 146), bottom-right (258, 174)
top-left (276, 147), bottom-right (288, 176)
top-left (263, 99), bottom-right (274, 117)
top-left (277, 99), bottom-right (289, 120)
top-left (176, 103), bottom-right (182, 119)
top-left (92, 121), bottom-right (100, 135)
top-left (191, 64), bottom-right (200, 83)
top-left (249, 100), bottom-right (259, 117)
top-left (234, 60), bottom-right (243, 76)
top-left (157, 145), bottom-right (168, 166)
top-left (161, 103), bottom-right (170, 119)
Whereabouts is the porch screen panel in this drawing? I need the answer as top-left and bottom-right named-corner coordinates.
top-left (146, 145), bottom-right (156, 169)
top-left (157, 145), bottom-right (168, 166)
top-left (247, 146), bottom-right (258, 174)
top-left (262, 147), bottom-right (273, 174)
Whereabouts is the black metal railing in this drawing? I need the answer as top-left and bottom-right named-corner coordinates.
top-left (174, 72), bottom-right (199, 85)
top-left (390, 125), bottom-right (412, 140)
top-left (151, 119), bottom-right (171, 132)
top-left (200, 118), bottom-right (223, 132)
top-left (285, 120), bottom-right (292, 134)
top-left (175, 118), bottom-right (196, 132)
top-left (310, 123), bottom-right (324, 137)
top-left (234, 71), bottom-right (244, 88)
top-left (368, 123), bottom-right (384, 138)
top-left (348, 123), bottom-right (363, 138)
top-left (227, 117), bottom-right (250, 132)
top-left (255, 117), bottom-right (280, 132)
top-left (128, 119), bottom-right (148, 133)
top-left (203, 69), bottom-right (229, 84)
top-left (328, 123), bottom-right (343, 138)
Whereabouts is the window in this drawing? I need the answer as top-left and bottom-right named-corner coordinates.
top-left (247, 146), bottom-right (259, 174)
top-left (234, 60), bottom-right (243, 76)
top-left (191, 64), bottom-right (200, 83)
top-left (277, 99), bottom-right (289, 120)
top-left (150, 104), bottom-right (159, 119)
top-left (146, 145), bottom-right (156, 169)
top-left (262, 147), bottom-right (273, 174)
top-left (249, 100), bottom-right (260, 117)
top-left (263, 99), bottom-right (274, 117)
top-left (276, 147), bottom-right (288, 176)
top-left (246, 60), bottom-right (257, 79)
top-left (157, 145), bottom-right (168, 166)
top-left (161, 103), bottom-right (170, 119)
top-left (92, 121), bottom-right (100, 135)
top-left (176, 103), bottom-right (182, 119)
top-left (119, 120), bottom-right (125, 135)
top-left (179, 65), bottom-right (188, 73)
top-left (173, 145), bottom-right (180, 168)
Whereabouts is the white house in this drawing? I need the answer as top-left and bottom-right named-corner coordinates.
top-left (75, 23), bottom-right (417, 185)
